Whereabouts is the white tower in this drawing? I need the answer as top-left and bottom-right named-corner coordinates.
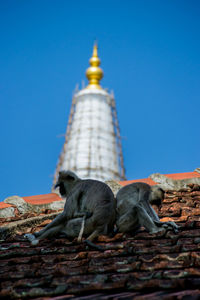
top-left (54, 45), bottom-right (125, 183)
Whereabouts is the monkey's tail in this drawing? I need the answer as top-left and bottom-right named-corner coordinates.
top-left (77, 215), bottom-right (86, 242)
top-left (77, 215), bottom-right (104, 251)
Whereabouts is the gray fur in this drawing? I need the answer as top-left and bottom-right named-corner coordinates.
top-left (26, 171), bottom-right (116, 245)
top-left (116, 182), bottom-right (178, 234)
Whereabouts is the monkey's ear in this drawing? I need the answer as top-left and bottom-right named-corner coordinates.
top-left (59, 171), bottom-right (65, 177)
top-left (59, 170), bottom-right (78, 181)
top-left (64, 171), bottom-right (78, 181)
top-left (65, 174), bottom-right (76, 181)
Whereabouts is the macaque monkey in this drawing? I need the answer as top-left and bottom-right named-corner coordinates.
top-left (116, 182), bottom-right (179, 234)
top-left (25, 171), bottom-right (116, 246)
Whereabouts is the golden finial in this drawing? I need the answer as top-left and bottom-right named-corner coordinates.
top-left (86, 44), bottom-right (104, 89)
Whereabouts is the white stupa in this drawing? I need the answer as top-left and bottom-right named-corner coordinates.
top-left (53, 45), bottom-right (125, 183)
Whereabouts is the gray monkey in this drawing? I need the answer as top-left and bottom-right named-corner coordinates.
top-left (116, 182), bottom-right (178, 234)
top-left (25, 171), bottom-right (116, 245)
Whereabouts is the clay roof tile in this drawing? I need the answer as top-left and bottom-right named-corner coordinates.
top-left (1, 171), bottom-right (200, 298)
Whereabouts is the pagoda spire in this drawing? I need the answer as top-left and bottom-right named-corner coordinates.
top-left (86, 44), bottom-right (104, 89)
top-left (53, 44), bottom-right (126, 188)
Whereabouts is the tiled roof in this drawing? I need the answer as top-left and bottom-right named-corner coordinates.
top-left (0, 193), bottom-right (62, 212)
top-left (119, 171), bottom-right (200, 187)
top-left (119, 177), bottom-right (157, 186)
top-left (0, 202), bottom-right (12, 209)
top-left (23, 193), bottom-right (61, 205)
top-left (166, 171), bottom-right (200, 180)
top-left (1, 173), bottom-right (200, 299)
top-left (1, 172), bottom-right (199, 214)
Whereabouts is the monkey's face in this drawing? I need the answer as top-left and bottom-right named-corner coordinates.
top-left (150, 187), bottom-right (165, 206)
top-left (55, 171), bottom-right (78, 197)
top-left (55, 181), bottom-right (66, 196)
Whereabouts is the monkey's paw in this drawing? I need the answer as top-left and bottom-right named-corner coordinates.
top-left (162, 221), bottom-right (179, 233)
top-left (31, 239), bottom-right (39, 246)
top-left (149, 227), bottom-right (165, 234)
top-left (24, 233), bottom-right (36, 242)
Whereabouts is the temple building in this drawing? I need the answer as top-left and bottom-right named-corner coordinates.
top-left (53, 45), bottom-right (126, 184)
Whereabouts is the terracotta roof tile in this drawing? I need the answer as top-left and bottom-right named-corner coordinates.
top-left (119, 171), bottom-right (200, 187)
top-left (1, 174), bottom-right (200, 298)
top-left (23, 193), bottom-right (61, 205)
top-left (0, 202), bottom-right (13, 209)
top-left (119, 178), bottom-right (157, 186)
top-left (166, 171), bottom-right (200, 180)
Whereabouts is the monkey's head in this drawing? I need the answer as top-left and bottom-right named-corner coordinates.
top-left (150, 186), bottom-right (165, 206)
top-left (55, 170), bottom-right (80, 197)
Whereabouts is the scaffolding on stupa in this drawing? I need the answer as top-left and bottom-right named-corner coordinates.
top-left (53, 44), bottom-right (125, 186)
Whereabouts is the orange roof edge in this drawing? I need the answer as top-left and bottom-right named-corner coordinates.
top-left (119, 178), bottom-right (157, 186)
top-left (119, 171), bottom-right (200, 187)
top-left (3, 171), bottom-right (198, 204)
top-left (165, 171), bottom-right (200, 180)
top-left (23, 193), bottom-right (62, 205)
top-left (0, 202), bottom-right (13, 209)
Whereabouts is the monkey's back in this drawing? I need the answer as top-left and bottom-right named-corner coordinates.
top-left (116, 182), bottom-right (151, 215)
top-left (82, 179), bottom-right (114, 199)
top-left (70, 179), bottom-right (116, 229)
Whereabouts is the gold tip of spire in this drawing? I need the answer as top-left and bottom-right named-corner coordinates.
top-left (86, 44), bottom-right (104, 89)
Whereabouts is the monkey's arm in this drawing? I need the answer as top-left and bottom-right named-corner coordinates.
top-left (142, 201), bottom-right (179, 233)
top-left (143, 203), bottom-right (160, 222)
top-left (133, 204), bottom-right (164, 234)
top-left (33, 189), bottom-right (84, 238)
top-left (144, 204), bottom-right (179, 233)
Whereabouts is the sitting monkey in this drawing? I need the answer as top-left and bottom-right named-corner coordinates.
top-left (25, 171), bottom-right (116, 245)
top-left (116, 182), bottom-right (178, 235)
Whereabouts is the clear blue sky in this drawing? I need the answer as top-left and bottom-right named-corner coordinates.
top-left (1, 0), bottom-right (200, 200)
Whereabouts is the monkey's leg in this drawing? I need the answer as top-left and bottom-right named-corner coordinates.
top-left (61, 218), bottom-right (82, 238)
top-left (86, 224), bottom-right (107, 242)
top-left (34, 191), bottom-right (84, 238)
top-left (135, 205), bottom-right (164, 234)
top-left (84, 227), bottom-right (105, 251)
top-left (117, 212), bottom-right (139, 233)
top-left (85, 229), bottom-right (99, 242)
top-left (31, 224), bottom-right (64, 245)
top-left (34, 212), bottom-right (67, 238)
